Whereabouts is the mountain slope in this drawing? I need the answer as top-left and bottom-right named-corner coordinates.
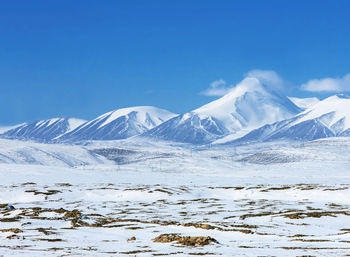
top-left (59, 106), bottom-right (177, 142)
top-left (144, 77), bottom-right (301, 144)
top-left (1, 118), bottom-right (86, 143)
top-left (231, 94), bottom-right (350, 144)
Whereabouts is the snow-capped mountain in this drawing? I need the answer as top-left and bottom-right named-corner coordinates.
top-left (144, 77), bottom-right (301, 144)
top-left (231, 94), bottom-right (350, 144)
top-left (59, 106), bottom-right (177, 142)
top-left (0, 118), bottom-right (86, 143)
top-left (288, 97), bottom-right (319, 110)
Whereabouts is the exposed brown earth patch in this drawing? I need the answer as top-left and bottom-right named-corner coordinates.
top-left (153, 234), bottom-right (218, 246)
top-left (63, 209), bottom-right (82, 219)
top-left (0, 228), bottom-right (23, 233)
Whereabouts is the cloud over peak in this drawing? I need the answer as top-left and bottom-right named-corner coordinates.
top-left (201, 70), bottom-right (350, 99)
top-left (201, 70), bottom-right (287, 97)
top-left (301, 73), bottom-right (350, 92)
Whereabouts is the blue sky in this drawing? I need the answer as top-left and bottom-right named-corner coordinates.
top-left (1, 0), bottom-right (350, 125)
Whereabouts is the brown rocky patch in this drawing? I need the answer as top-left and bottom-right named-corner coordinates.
top-left (37, 227), bottom-right (56, 235)
top-left (153, 234), bottom-right (218, 246)
top-left (284, 211), bottom-right (350, 219)
top-left (182, 223), bottom-right (216, 230)
top-left (25, 189), bottom-right (62, 196)
top-left (0, 217), bottom-right (21, 222)
top-left (0, 228), bottom-right (23, 233)
top-left (71, 218), bottom-right (89, 227)
top-left (63, 209), bottom-right (82, 219)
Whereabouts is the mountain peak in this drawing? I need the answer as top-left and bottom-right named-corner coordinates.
top-left (144, 79), bottom-right (301, 144)
top-left (194, 77), bottom-right (300, 132)
top-left (96, 106), bottom-right (175, 129)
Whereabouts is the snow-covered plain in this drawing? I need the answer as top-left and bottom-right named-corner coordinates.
top-left (1, 138), bottom-right (350, 256)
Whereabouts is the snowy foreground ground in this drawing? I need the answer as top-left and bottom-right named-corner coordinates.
top-left (1, 138), bottom-right (350, 256)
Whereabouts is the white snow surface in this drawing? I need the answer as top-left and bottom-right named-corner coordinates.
top-left (1, 137), bottom-right (350, 256)
top-left (289, 96), bottom-right (320, 109)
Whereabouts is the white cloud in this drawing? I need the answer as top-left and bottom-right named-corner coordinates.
top-left (245, 70), bottom-right (286, 92)
top-left (200, 79), bottom-right (231, 96)
top-left (201, 70), bottom-right (288, 97)
top-left (301, 73), bottom-right (350, 92)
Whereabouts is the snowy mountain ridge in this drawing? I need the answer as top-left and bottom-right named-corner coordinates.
top-left (1, 118), bottom-right (86, 143)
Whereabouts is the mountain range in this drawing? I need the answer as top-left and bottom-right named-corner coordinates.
top-left (1, 83), bottom-right (350, 146)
